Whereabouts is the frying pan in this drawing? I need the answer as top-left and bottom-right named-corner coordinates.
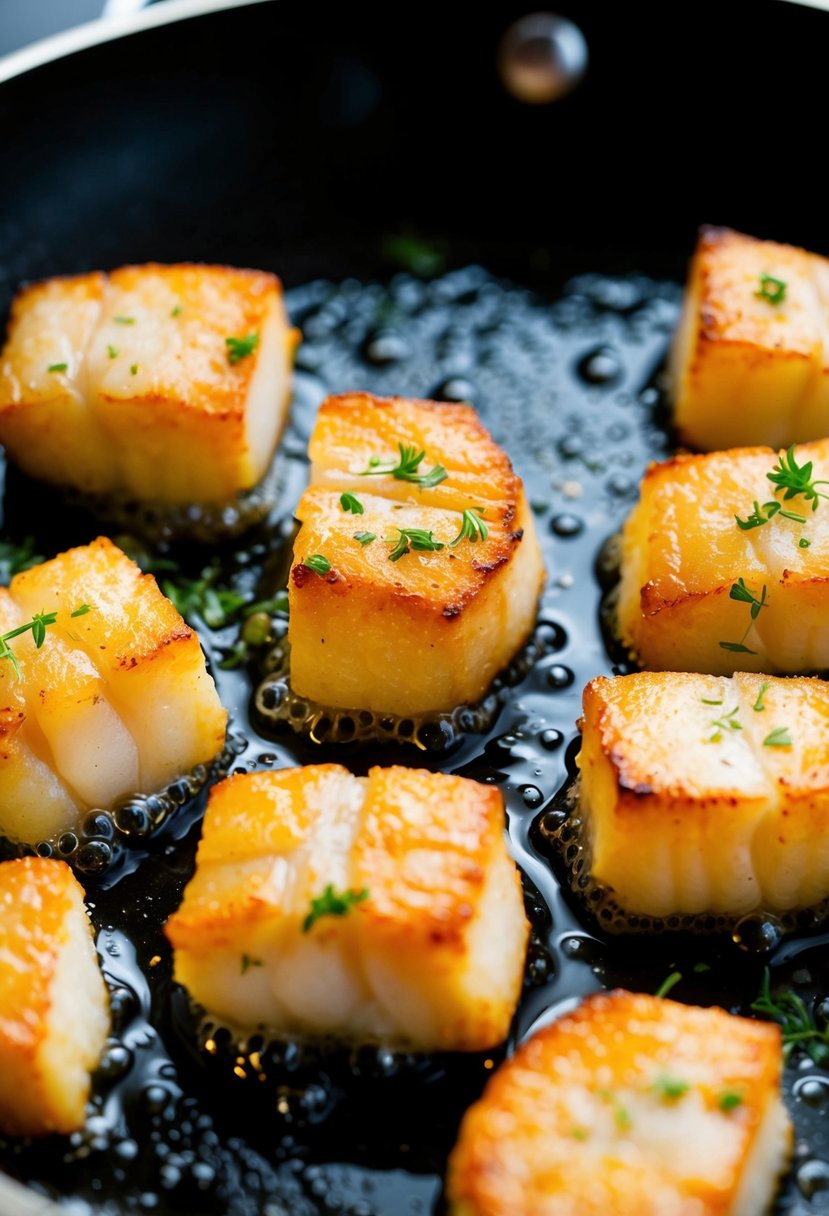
top-left (1, 2), bottom-right (829, 1212)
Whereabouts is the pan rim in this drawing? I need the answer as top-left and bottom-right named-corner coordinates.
top-left (0, 0), bottom-right (272, 87)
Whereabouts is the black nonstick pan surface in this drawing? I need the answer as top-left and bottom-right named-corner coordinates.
top-left (1, 2), bottom-right (829, 1212)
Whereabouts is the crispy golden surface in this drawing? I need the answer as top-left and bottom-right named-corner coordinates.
top-left (0, 857), bottom-right (109, 1136)
top-left (289, 392), bottom-right (545, 714)
top-left (672, 226), bottom-right (829, 451)
top-left (447, 990), bottom-right (791, 1216)
top-left (618, 440), bottom-right (829, 674)
top-left (578, 671), bottom-right (829, 916)
top-left (165, 764), bottom-right (529, 1050)
top-left (0, 264), bottom-right (297, 503)
top-left (0, 537), bottom-right (227, 843)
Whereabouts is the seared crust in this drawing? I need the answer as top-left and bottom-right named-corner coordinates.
top-left (0, 857), bottom-right (109, 1136)
top-left (447, 990), bottom-right (791, 1216)
top-left (618, 438), bottom-right (829, 674)
top-left (289, 392), bottom-right (545, 714)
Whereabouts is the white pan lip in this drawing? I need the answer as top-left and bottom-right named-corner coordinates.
top-left (0, 0), bottom-right (272, 87)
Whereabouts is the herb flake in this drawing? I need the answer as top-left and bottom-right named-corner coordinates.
top-left (225, 332), bottom-right (259, 365)
top-left (755, 273), bottom-right (787, 306)
top-left (360, 442), bottom-right (448, 489)
top-left (763, 726), bottom-right (792, 748)
top-left (303, 555), bottom-right (332, 576)
top-left (387, 528), bottom-right (445, 562)
top-left (302, 885), bottom-right (369, 933)
top-left (340, 492), bottom-right (364, 515)
top-left (449, 508), bottom-right (488, 547)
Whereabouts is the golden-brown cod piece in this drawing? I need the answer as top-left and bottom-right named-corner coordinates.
top-left (0, 536), bottom-right (227, 846)
top-left (577, 671), bottom-right (829, 920)
top-left (672, 226), bottom-right (829, 451)
top-left (165, 764), bottom-right (529, 1051)
top-left (0, 263), bottom-right (298, 506)
top-left (618, 439), bottom-right (829, 674)
top-left (288, 392), bottom-right (545, 716)
top-left (0, 857), bottom-right (110, 1137)
top-left (447, 990), bottom-right (792, 1216)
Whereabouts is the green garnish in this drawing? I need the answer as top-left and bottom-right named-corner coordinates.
top-left (800, 537), bottom-right (811, 548)
top-left (130, 364), bottom-right (138, 376)
top-left (693, 962), bottom-right (712, 973)
top-left (0, 610), bottom-right (60, 678)
top-left (302, 885), bottom-right (369, 933)
top-left (753, 681), bottom-right (770, 712)
top-left (709, 705), bottom-right (741, 744)
top-left (449, 508), bottom-right (488, 547)
top-left (353, 531), bottom-right (376, 546)
top-left (339, 492), bottom-right (364, 515)
top-left (652, 1074), bottom-right (690, 1101)
top-left (701, 697), bottom-right (723, 706)
top-left (70, 604), bottom-right (91, 618)
top-left (763, 726), bottom-right (792, 748)
top-left (569, 1126), bottom-right (588, 1141)
top-left (597, 1089), bottom-right (632, 1130)
top-left (225, 332), bottom-right (259, 365)
top-left (719, 578), bottom-right (767, 654)
top-left (171, 305), bottom-right (182, 318)
top-left (107, 345), bottom-right (119, 360)
top-left (303, 554), bottom-right (332, 576)
top-left (0, 538), bottom-right (42, 582)
top-left (718, 1091), bottom-right (743, 1112)
top-left (751, 968), bottom-right (829, 1064)
top-left (162, 563), bottom-right (248, 629)
top-left (755, 273), bottom-right (787, 305)
top-left (240, 954), bottom-right (263, 975)
top-left (767, 445), bottom-right (829, 512)
top-left (735, 499), bottom-right (806, 531)
top-left (655, 970), bottom-right (682, 999)
top-left (359, 442), bottom-right (448, 489)
top-left (113, 316), bottom-right (135, 325)
top-left (382, 233), bottom-right (446, 277)
top-left (387, 528), bottom-right (445, 562)
top-left (47, 362), bottom-right (67, 373)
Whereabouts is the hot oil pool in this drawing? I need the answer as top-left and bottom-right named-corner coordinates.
top-left (0, 267), bottom-right (827, 1215)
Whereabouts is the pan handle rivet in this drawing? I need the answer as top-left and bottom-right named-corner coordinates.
top-left (497, 13), bottom-right (588, 104)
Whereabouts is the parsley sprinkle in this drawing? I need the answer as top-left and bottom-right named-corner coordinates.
top-left (387, 528), bottom-right (445, 562)
top-left (47, 362), bottom-right (67, 373)
top-left (240, 954), bottom-right (263, 975)
top-left (708, 705), bottom-right (741, 743)
top-left (225, 333), bottom-right (259, 365)
top-left (340, 492), bottom-right (364, 515)
top-left (655, 971), bottom-right (682, 999)
top-left (360, 442), bottom-right (448, 489)
top-left (107, 345), bottom-right (119, 360)
top-left (652, 1074), bottom-right (690, 1101)
top-left (763, 726), bottom-right (792, 748)
top-left (449, 508), bottom-right (488, 547)
top-left (753, 681), bottom-right (770, 712)
top-left (767, 445), bottom-right (829, 512)
top-left (113, 316), bottom-right (135, 325)
top-left (302, 885), bottom-right (369, 933)
top-left (354, 531), bottom-right (376, 546)
top-left (130, 364), bottom-right (138, 376)
top-left (800, 537), bottom-right (811, 548)
top-left (70, 604), bottom-right (91, 618)
top-left (303, 555), bottom-right (331, 576)
top-left (171, 305), bottom-right (182, 317)
top-left (701, 697), bottom-right (723, 706)
top-left (755, 273), bottom-right (787, 306)
top-left (718, 1091), bottom-right (743, 1112)
top-left (735, 499), bottom-right (806, 531)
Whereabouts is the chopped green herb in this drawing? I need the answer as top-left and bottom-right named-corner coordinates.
top-left (735, 499), bottom-right (806, 531)
top-left (449, 508), bottom-right (488, 547)
top-left (652, 1074), bottom-right (690, 1101)
top-left (569, 1126), bottom-right (588, 1141)
top-left (382, 233), bottom-right (446, 277)
top-left (113, 316), bottom-right (135, 325)
top-left (0, 610), bottom-right (60, 678)
top-left (225, 332), bottom-right (259, 365)
top-left (339, 492), bottom-right (364, 515)
top-left (0, 537), bottom-right (42, 582)
top-left (354, 531), bottom-right (376, 546)
top-left (162, 562), bottom-right (248, 629)
top-left (693, 962), bottom-right (712, 973)
top-left (763, 726), bottom-right (792, 748)
top-left (800, 537), bottom-right (811, 548)
top-left (240, 954), bottom-right (263, 975)
top-left (360, 442), bottom-right (448, 489)
top-left (755, 273), bottom-right (787, 306)
top-left (303, 554), bottom-right (332, 576)
top-left (387, 528), bottom-right (445, 562)
top-left (171, 305), bottom-right (182, 317)
top-left (751, 968), bottom-right (829, 1065)
top-left (701, 697), bottom-right (723, 706)
top-left (753, 681), bottom-right (770, 712)
top-left (107, 345), bottom-right (119, 359)
top-left (597, 1088), bottom-right (632, 1130)
top-left (70, 604), bottom-right (91, 618)
top-left (47, 362), bottom-right (68, 373)
top-left (767, 445), bottom-right (829, 513)
top-left (302, 884), bottom-right (369, 933)
top-left (130, 364), bottom-right (138, 376)
top-left (655, 971), bottom-right (682, 1000)
top-left (719, 578), bottom-right (767, 654)
top-left (708, 705), bottom-right (742, 743)
top-left (718, 1090), bottom-right (743, 1112)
